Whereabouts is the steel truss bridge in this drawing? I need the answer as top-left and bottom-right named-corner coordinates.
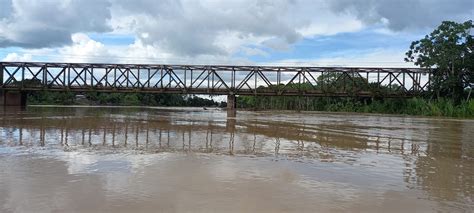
top-left (1, 62), bottom-right (437, 97)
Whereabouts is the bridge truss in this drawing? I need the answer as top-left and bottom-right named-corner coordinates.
top-left (1, 62), bottom-right (436, 97)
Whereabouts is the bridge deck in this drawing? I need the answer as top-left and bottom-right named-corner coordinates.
top-left (1, 62), bottom-right (435, 97)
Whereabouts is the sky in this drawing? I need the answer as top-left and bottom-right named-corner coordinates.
top-left (0, 0), bottom-right (473, 67)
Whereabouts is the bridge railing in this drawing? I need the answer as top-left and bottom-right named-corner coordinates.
top-left (1, 62), bottom-right (434, 97)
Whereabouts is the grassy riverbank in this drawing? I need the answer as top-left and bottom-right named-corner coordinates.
top-left (237, 96), bottom-right (474, 118)
top-left (25, 91), bottom-right (473, 118)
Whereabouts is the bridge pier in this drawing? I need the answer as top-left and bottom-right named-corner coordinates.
top-left (227, 94), bottom-right (236, 117)
top-left (0, 91), bottom-right (27, 107)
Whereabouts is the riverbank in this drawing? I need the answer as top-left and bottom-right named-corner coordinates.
top-left (237, 97), bottom-right (474, 118)
top-left (24, 91), bottom-right (474, 118)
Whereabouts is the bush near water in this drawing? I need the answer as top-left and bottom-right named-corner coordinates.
top-left (237, 96), bottom-right (474, 118)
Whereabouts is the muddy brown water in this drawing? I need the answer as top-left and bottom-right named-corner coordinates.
top-left (0, 106), bottom-right (473, 212)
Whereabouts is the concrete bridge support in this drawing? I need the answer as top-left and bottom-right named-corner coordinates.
top-left (0, 91), bottom-right (27, 107)
top-left (227, 94), bottom-right (236, 117)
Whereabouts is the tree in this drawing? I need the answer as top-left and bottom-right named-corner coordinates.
top-left (122, 94), bottom-right (140, 106)
top-left (405, 20), bottom-right (473, 102)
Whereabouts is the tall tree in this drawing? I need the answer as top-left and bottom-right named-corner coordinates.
top-left (405, 20), bottom-right (473, 102)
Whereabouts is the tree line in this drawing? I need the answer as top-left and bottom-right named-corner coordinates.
top-left (28, 91), bottom-right (225, 107)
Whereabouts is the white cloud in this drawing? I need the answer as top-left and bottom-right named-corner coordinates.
top-left (1, 34), bottom-right (251, 65)
top-left (0, 0), bottom-right (112, 48)
top-left (264, 48), bottom-right (417, 68)
top-left (329, 0), bottom-right (473, 31)
top-left (57, 33), bottom-right (113, 63)
top-left (109, 0), bottom-right (373, 57)
top-left (0, 0), bottom-right (472, 65)
top-left (2, 52), bottom-right (32, 61)
top-left (240, 47), bottom-right (269, 57)
top-left (298, 18), bottom-right (364, 37)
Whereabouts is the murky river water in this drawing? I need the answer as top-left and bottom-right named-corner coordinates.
top-left (0, 106), bottom-right (472, 212)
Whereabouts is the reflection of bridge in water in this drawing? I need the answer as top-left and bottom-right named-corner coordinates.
top-left (1, 106), bottom-right (473, 209)
top-left (0, 109), bottom-right (431, 159)
top-left (1, 107), bottom-right (472, 212)
top-left (1, 62), bottom-right (440, 108)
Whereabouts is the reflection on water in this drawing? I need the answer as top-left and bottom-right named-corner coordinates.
top-left (0, 106), bottom-right (473, 212)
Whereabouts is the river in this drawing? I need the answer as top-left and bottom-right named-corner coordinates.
top-left (0, 106), bottom-right (473, 212)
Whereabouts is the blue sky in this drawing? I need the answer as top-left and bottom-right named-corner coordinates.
top-left (246, 29), bottom-right (420, 62)
top-left (0, 0), bottom-right (472, 67)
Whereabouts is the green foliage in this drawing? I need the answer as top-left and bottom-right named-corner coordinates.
top-left (236, 73), bottom-right (473, 118)
top-left (316, 72), bottom-right (372, 94)
top-left (28, 91), bottom-right (220, 107)
top-left (405, 20), bottom-right (474, 101)
top-left (28, 91), bottom-right (76, 105)
top-left (122, 94), bottom-right (141, 106)
top-left (5, 78), bottom-right (42, 87)
top-left (237, 95), bottom-right (473, 118)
